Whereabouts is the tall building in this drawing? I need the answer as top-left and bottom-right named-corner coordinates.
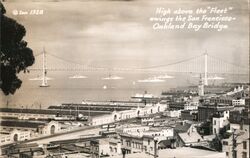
top-left (198, 75), bottom-right (204, 96)
top-left (198, 103), bottom-right (233, 122)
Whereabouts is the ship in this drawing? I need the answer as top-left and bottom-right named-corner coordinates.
top-left (69, 74), bottom-right (87, 79)
top-left (156, 74), bottom-right (175, 79)
top-left (102, 74), bottom-right (124, 80)
top-left (137, 77), bottom-right (165, 83)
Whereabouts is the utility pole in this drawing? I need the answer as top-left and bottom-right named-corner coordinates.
top-left (154, 139), bottom-right (158, 158)
top-left (232, 129), bottom-right (237, 158)
top-left (121, 148), bottom-right (126, 158)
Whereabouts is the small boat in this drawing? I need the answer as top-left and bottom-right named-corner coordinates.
top-left (69, 75), bottom-right (87, 79)
top-left (103, 85), bottom-right (107, 89)
top-left (156, 74), bottom-right (174, 79)
top-left (102, 74), bottom-right (123, 80)
top-left (137, 77), bottom-right (165, 83)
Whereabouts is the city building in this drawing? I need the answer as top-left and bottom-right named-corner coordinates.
top-left (198, 75), bottom-right (204, 96)
top-left (222, 108), bottom-right (249, 158)
top-left (0, 120), bottom-right (63, 141)
top-left (209, 96), bottom-right (233, 106)
top-left (143, 127), bottom-right (174, 138)
top-left (232, 98), bottom-right (245, 106)
top-left (107, 138), bottom-right (122, 156)
top-left (140, 116), bottom-right (154, 125)
top-left (0, 129), bottom-right (31, 145)
top-left (116, 124), bottom-right (150, 137)
top-left (120, 133), bottom-right (144, 154)
top-left (212, 111), bottom-right (230, 135)
top-left (174, 122), bottom-right (207, 147)
top-left (91, 103), bottom-right (167, 126)
top-left (222, 124), bottom-right (249, 158)
top-left (198, 103), bottom-right (233, 122)
top-left (181, 110), bottom-right (198, 121)
top-left (164, 110), bottom-right (181, 118)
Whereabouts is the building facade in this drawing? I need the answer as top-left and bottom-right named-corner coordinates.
top-left (222, 124), bottom-right (249, 158)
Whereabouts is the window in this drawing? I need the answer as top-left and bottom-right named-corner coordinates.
top-left (148, 139), bottom-right (150, 145)
top-left (214, 128), bottom-right (217, 134)
top-left (242, 152), bottom-right (247, 158)
top-left (243, 141), bottom-right (247, 149)
top-left (127, 141), bottom-right (131, 147)
top-left (213, 120), bottom-right (216, 125)
top-left (226, 152), bottom-right (229, 156)
top-left (223, 141), bottom-right (228, 145)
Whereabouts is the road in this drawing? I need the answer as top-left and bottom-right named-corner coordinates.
top-left (27, 126), bottom-right (101, 145)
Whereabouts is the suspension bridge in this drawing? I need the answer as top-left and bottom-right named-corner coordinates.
top-left (29, 48), bottom-right (248, 87)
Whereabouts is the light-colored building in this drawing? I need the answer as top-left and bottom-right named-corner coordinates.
top-left (99, 139), bottom-right (111, 156)
top-left (117, 124), bottom-right (150, 137)
top-left (117, 124), bottom-right (174, 140)
top-left (0, 120), bottom-right (63, 142)
top-left (222, 124), bottom-right (249, 158)
top-left (164, 110), bottom-right (181, 118)
top-left (141, 116), bottom-right (154, 125)
top-left (0, 129), bottom-right (31, 145)
top-left (232, 99), bottom-right (245, 106)
top-left (184, 102), bottom-right (198, 110)
top-left (142, 135), bottom-right (157, 156)
top-left (143, 127), bottom-right (174, 139)
top-left (38, 121), bottom-right (62, 135)
top-left (120, 133), bottom-right (144, 154)
top-left (175, 122), bottom-right (207, 147)
top-left (212, 111), bottom-right (230, 135)
top-left (91, 103), bottom-right (167, 126)
top-left (108, 138), bottom-right (122, 156)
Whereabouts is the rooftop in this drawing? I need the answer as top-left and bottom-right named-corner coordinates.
top-left (178, 131), bottom-right (204, 144)
top-left (110, 147), bottom-right (225, 158)
top-left (174, 123), bottom-right (191, 133)
top-left (0, 120), bottom-right (46, 128)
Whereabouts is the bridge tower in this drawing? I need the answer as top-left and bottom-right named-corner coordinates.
top-left (204, 52), bottom-right (208, 86)
top-left (40, 47), bottom-right (49, 87)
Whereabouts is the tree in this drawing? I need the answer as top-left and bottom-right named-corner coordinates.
top-left (210, 135), bottom-right (222, 152)
top-left (0, 2), bottom-right (34, 95)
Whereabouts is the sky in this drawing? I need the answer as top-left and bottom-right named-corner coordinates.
top-left (0, 0), bottom-right (249, 106)
top-left (2, 0), bottom-right (249, 69)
